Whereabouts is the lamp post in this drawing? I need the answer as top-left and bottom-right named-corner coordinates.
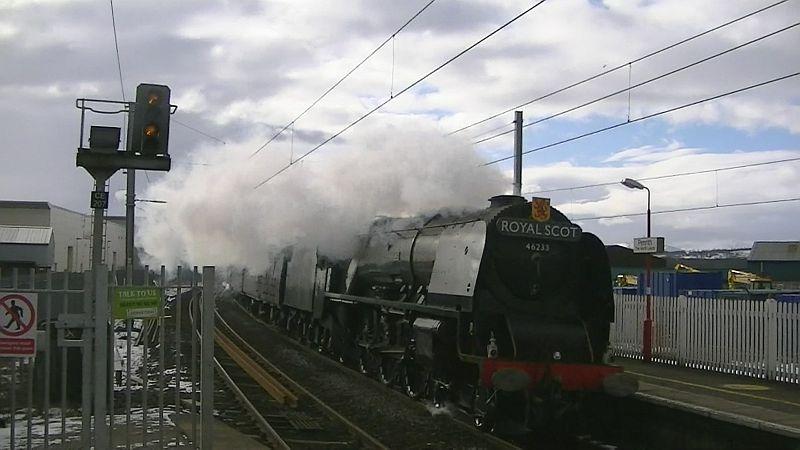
top-left (621, 178), bottom-right (653, 361)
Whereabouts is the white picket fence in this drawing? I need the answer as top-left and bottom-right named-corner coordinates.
top-left (610, 293), bottom-right (800, 384)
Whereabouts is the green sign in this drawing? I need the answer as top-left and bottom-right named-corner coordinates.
top-left (113, 287), bottom-right (163, 319)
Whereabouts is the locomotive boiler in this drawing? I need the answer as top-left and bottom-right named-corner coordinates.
top-left (240, 194), bottom-right (635, 433)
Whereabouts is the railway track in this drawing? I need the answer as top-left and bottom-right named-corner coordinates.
top-left (219, 295), bottom-right (522, 449)
top-left (189, 294), bottom-right (387, 449)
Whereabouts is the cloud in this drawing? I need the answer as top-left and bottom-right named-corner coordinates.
top-left (521, 148), bottom-right (800, 250)
top-left (1, 0), bottom-right (798, 263)
top-left (603, 140), bottom-right (700, 163)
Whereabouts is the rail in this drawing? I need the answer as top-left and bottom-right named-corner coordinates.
top-left (187, 294), bottom-right (291, 449)
top-left (213, 307), bottom-right (390, 450)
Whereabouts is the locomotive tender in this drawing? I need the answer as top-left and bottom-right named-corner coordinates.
top-left (240, 194), bottom-right (634, 431)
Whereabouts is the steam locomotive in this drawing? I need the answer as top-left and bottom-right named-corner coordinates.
top-left (238, 194), bottom-right (635, 432)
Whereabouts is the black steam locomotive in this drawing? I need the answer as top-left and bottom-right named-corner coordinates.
top-left (239, 194), bottom-right (634, 432)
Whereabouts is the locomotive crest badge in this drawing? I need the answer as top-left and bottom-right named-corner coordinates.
top-left (531, 197), bottom-right (551, 222)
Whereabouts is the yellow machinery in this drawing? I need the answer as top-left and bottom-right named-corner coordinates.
top-left (615, 274), bottom-right (638, 287)
top-left (727, 270), bottom-right (773, 290)
top-left (674, 263), bottom-right (700, 273)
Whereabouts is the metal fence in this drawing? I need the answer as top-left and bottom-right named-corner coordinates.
top-left (610, 293), bottom-right (800, 384)
top-left (1, 265), bottom-right (217, 449)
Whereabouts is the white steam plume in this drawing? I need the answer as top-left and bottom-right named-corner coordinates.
top-left (138, 120), bottom-right (510, 269)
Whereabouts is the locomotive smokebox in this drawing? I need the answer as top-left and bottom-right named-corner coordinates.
top-left (489, 194), bottom-right (526, 208)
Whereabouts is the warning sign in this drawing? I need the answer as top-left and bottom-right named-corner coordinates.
top-left (113, 287), bottom-right (163, 319)
top-left (0, 293), bottom-right (38, 357)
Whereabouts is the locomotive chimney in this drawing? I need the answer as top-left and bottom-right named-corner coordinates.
top-left (489, 194), bottom-right (526, 208)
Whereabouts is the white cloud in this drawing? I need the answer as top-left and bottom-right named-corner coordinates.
top-left (1, 0), bottom-right (798, 262)
top-left (521, 148), bottom-right (800, 249)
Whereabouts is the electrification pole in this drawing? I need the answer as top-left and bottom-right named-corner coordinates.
top-left (513, 110), bottom-right (523, 196)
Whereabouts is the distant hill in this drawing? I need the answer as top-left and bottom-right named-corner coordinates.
top-left (664, 248), bottom-right (751, 260)
top-left (663, 248), bottom-right (750, 271)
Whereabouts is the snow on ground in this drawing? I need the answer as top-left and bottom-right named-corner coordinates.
top-left (0, 407), bottom-right (186, 449)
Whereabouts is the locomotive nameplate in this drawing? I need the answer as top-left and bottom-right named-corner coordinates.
top-left (496, 218), bottom-right (581, 241)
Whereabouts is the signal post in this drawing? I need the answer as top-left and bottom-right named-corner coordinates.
top-left (75, 83), bottom-right (174, 447)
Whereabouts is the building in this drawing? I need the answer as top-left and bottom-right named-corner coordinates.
top-left (0, 226), bottom-right (54, 270)
top-left (606, 244), bottom-right (667, 278)
top-left (748, 241), bottom-right (800, 289)
top-left (0, 200), bottom-right (126, 272)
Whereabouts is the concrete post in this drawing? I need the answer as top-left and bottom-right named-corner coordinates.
top-left (125, 169), bottom-right (135, 285)
top-left (93, 264), bottom-right (109, 447)
top-left (201, 266), bottom-right (215, 449)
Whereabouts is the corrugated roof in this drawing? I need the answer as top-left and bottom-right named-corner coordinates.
top-left (748, 241), bottom-right (800, 262)
top-left (0, 226), bottom-right (53, 245)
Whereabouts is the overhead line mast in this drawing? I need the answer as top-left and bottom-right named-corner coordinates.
top-left (482, 72), bottom-right (800, 166)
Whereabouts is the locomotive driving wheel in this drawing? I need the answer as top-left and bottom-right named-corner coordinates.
top-left (358, 348), bottom-right (381, 377)
top-left (379, 356), bottom-right (400, 387)
top-left (402, 364), bottom-right (428, 399)
top-left (472, 386), bottom-right (497, 431)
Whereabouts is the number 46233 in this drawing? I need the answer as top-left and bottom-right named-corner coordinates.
top-left (525, 242), bottom-right (550, 252)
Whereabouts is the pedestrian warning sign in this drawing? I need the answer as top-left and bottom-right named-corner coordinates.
top-left (113, 287), bottom-right (162, 319)
top-left (0, 292), bottom-right (37, 357)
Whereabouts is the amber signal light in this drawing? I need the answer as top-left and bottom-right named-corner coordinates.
top-left (144, 124), bottom-right (159, 138)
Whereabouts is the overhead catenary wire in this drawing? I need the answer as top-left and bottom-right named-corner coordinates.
top-left (111, 3), bottom-right (225, 152)
top-left (483, 72), bottom-right (800, 166)
top-left (173, 118), bottom-right (227, 145)
top-left (470, 120), bottom-right (515, 141)
top-left (447, 0), bottom-right (792, 136)
top-left (249, 0), bottom-right (438, 159)
top-left (253, 0), bottom-right (549, 189)
top-left (109, 0), bottom-right (125, 103)
top-left (473, 21), bottom-right (800, 145)
top-left (571, 196), bottom-right (800, 222)
top-left (524, 156), bottom-right (800, 195)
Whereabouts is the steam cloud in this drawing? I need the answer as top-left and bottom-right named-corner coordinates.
top-left (138, 120), bottom-right (510, 270)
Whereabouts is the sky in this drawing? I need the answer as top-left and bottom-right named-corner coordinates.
top-left (1, 0), bottom-right (798, 267)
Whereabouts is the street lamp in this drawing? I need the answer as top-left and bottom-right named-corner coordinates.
top-left (621, 177), bottom-right (653, 361)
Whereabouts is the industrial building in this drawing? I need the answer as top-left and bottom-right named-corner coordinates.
top-left (748, 241), bottom-right (800, 289)
top-left (0, 200), bottom-right (126, 272)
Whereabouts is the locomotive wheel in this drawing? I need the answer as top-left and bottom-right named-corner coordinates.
top-left (403, 366), bottom-right (427, 399)
top-left (472, 387), bottom-right (497, 431)
top-left (379, 357), bottom-right (398, 387)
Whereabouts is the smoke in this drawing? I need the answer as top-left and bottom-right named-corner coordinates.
top-left (137, 119), bottom-right (509, 269)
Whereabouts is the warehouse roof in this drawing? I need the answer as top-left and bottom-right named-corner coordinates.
top-left (0, 200), bottom-right (50, 209)
top-left (0, 226), bottom-right (53, 245)
top-left (749, 241), bottom-right (800, 262)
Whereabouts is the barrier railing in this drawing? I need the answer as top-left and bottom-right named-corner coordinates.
top-left (0, 265), bottom-right (216, 449)
top-left (610, 293), bottom-right (799, 384)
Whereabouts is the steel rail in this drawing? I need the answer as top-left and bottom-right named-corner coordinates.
top-left (228, 297), bottom-right (523, 450)
top-left (187, 294), bottom-right (291, 450)
top-left (212, 358), bottom-right (291, 450)
top-left (214, 307), bottom-right (390, 450)
top-left (214, 329), bottom-right (298, 406)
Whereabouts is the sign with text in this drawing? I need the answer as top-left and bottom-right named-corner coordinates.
top-left (496, 217), bottom-right (582, 241)
top-left (113, 287), bottom-right (163, 319)
top-left (0, 293), bottom-right (37, 357)
top-left (91, 190), bottom-right (109, 209)
top-left (633, 237), bottom-right (665, 254)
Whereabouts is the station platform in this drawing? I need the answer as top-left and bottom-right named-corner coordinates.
top-left (172, 413), bottom-right (267, 449)
top-left (619, 357), bottom-right (800, 441)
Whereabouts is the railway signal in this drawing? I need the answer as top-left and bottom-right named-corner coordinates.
top-left (130, 83), bottom-right (171, 156)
